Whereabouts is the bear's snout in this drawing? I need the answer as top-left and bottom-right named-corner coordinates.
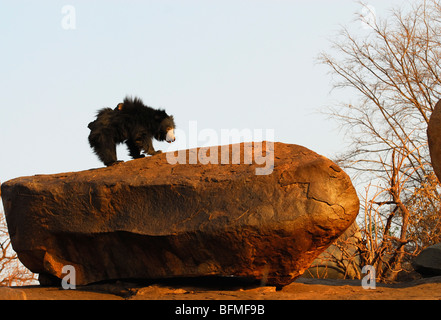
top-left (166, 129), bottom-right (176, 143)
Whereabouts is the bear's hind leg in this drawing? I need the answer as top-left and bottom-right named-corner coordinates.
top-left (89, 133), bottom-right (120, 166)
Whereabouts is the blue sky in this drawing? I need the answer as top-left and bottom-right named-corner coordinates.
top-left (0, 0), bottom-right (404, 183)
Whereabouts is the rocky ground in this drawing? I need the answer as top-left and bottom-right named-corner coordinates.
top-left (1, 276), bottom-right (441, 300)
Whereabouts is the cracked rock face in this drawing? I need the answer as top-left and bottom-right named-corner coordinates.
top-left (1, 142), bottom-right (359, 287)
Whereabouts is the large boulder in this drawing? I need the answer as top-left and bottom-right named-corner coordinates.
top-left (428, 99), bottom-right (441, 182)
top-left (1, 142), bottom-right (359, 287)
top-left (305, 222), bottom-right (362, 279)
top-left (413, 243), bottom-right (441, 277)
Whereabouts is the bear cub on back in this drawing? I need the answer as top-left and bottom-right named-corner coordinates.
top-left (88, 96), bottom-right (176, 166)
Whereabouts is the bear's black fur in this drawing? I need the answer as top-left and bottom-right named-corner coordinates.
top-left (88, 96), bottom-right (176, 166)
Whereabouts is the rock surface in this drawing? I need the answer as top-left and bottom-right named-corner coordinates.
top-left (413, 243), bottom-right (441, 277)
top-left (428, 99), bottom-right (441, 182)
top-left (1, 142), bottom-right (359, 287)
top-left (305, 222), bottom-right (362, 279)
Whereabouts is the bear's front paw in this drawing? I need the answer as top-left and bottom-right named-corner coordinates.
top-left (144, 150), bottom-right (162, 156)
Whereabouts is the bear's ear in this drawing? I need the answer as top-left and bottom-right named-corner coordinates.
top-left (154, 110), bottom-right (167, 120)
top-left (115, 103), bottom-right (124, 111)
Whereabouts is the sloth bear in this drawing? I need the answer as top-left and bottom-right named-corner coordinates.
top-left (88, 96), bottom-right (176, 166)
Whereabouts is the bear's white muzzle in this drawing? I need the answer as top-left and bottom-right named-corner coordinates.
top-left (166, 129), bottom-right (175, 143)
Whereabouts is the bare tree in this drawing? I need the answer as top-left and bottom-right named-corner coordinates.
top-left (0, 211), bottom-right (36, 286)
top-left (318, 0), bottom-right (441, 282)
